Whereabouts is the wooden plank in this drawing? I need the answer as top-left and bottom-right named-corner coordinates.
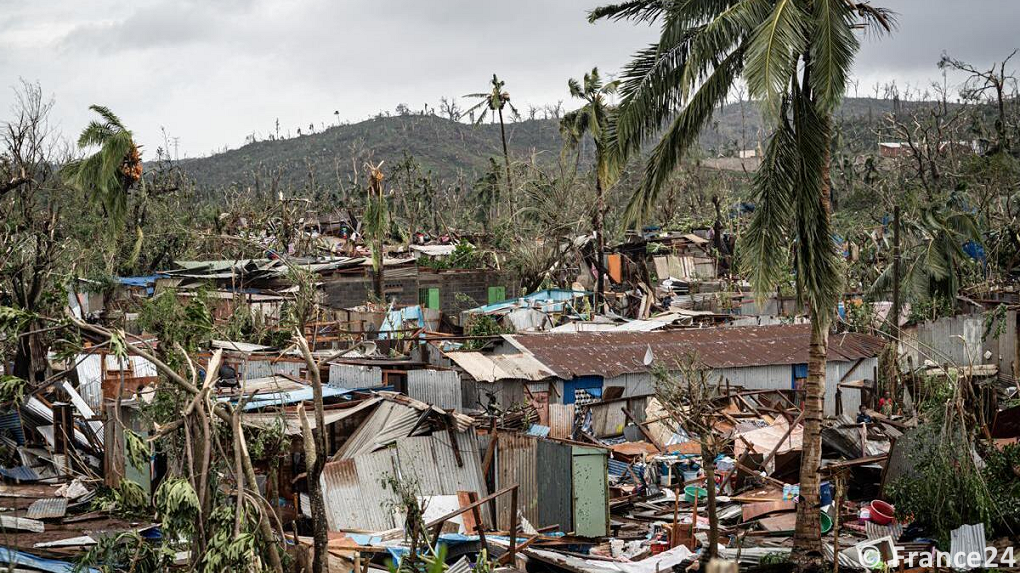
top-left (0, 515), bottom-right (44, 533)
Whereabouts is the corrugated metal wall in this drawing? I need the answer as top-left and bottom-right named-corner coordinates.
top-left (320, 449), bottom-right (400, 531)
top-left (494, 433), bottom-right (539, 529)
top-left (242, 359), bottom-right (302, 380)
top-left (394, 432), bottom-right (491, 523)
top-left (904, 310), bottom-right (1017, 380)
top-left (407, 369), bottom-right (462, 411)
top-left (548, 404), bottom-right (575, 439)
top-left (322, 431), bottom-right (491, 531)
top-left (537, 439), bottom-right (573, 531)
top-left (328, 363), bottom-right (383, 389)
top-left (826, 358), bottom-right (877, 415)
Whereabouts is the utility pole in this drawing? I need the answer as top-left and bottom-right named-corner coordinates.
top-left (891, 206), bottom-right (901, 341)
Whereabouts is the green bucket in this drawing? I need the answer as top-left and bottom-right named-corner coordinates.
top-left (820, 511), bottom-right (833, 534)
top-left (684, 485), bottom-right (708, 503)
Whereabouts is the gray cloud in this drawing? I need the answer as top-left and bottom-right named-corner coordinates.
top-left (1, 0), bottom-right (1017, 157)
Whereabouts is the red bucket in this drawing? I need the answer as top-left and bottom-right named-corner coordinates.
top-left (869, 500), bottom-right (895, 524)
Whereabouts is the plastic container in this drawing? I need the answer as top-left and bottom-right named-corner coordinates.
top-left (820, 511), bottom-right (833, 534)
top-left (684, 485), bottom-right (708, 502)
top-left (869, 500), bottom-right (895, 525)
top-left (819, 481), bottom-right (833, 506)
top-left (682, 470), bottom-right (700, 482)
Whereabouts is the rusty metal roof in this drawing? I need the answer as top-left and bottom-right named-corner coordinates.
top-left (507, 323), bottom-right (886, 379)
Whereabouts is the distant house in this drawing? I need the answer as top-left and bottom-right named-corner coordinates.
top-left (455, 323), bottom-right (885, 418)
top-left (878, 142), bottom-right (909, 158)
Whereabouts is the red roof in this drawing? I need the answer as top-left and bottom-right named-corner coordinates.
top-left (506, 323), bottom-right (885, 379)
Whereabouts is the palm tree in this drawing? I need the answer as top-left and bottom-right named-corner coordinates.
top-left (591, 0), bottom-right (892, 561)
top-left (364, 162), bottom-right (389, 302)
top-left (63, 105), bottom-right (141, 229)
top-left (560, 68), bottom-right (620, 311)
top-left (869, 193), bottom-right (982, 309)
top-left (465, 75), bottom-right (517, 208)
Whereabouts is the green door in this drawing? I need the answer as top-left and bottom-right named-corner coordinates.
top-left (419, 287), bottom-right (440, 309)
top-left (571, 446), bottom-right (609, 537)
top-left (487, 286), bottom-right (505, 305)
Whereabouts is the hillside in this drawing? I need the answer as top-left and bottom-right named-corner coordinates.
top-left (180, 98), bottom-right (913, 190)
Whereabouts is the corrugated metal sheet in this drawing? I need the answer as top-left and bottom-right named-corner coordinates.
top-left (589, 401), bottom-right (627, 437)
top-left (394, 432), bottom-right (491, 523)
top-left (26, 498), bottom-right (68, 519)
top-left (335, 400), bottom-right (424, 460)
top-left (494, 433), bottom-right (539, 530)
top-left (548, 404), bottom-right (574, 439)
top-left (328, 363), bottom-right (383, 389)
top-left (905, 310), bottom-right (1017, 381)
top-left (949, 523), bottom-right (986, 570)
top-left (507, 324), bottom-right (885, 379)
top-left (242, 397), bottom-right (380, 435)
top-left (536, 439), bottom-right (572, 531)
top-left (75, 353), bottom-right (103, 411)
top-left (241, 358), bottom-right (302, 380)
top-left (407, 369), bottom-right (462, 411)
top-left (320, 449), bottom-right (400, 531)
top-left (445, 352), bottom-right (554, 382)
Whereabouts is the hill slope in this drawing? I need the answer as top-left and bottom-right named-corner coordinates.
top-left (181, 98), bottom-right (910, 190)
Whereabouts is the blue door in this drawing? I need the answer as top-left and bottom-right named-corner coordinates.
top-left (564, 375), bottom-right (603, 405)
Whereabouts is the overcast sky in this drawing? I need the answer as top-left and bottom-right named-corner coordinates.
top-left (2, 0), bottom-right (1018, 158)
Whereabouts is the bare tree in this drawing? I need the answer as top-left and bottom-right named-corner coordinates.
top-left (653, 358), bottom-right (729, 558)
top-left (439, 97), bottom-right (462, 121)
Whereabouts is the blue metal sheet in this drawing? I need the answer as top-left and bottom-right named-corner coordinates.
top-left (234, 386), bottom-right (354, 411)
top-left (0, 465), bottom-right (39, 483)
top-left (0, 547), bottom-right (99, 573)
top-left (0, 410), bottom-right (25, 445)
top-left (564, 376), bottom-right (603, 405)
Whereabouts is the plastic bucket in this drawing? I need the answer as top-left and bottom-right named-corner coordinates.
top-left (869, 500), bottom-right (895, 524)
top-left (684, 485), bottom-right (708, 502)
top-left (820, 511), bottom-right (833, 534)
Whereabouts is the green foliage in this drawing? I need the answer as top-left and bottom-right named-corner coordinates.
top-left (0, 375), bottom-right (28, 405)
top-left (154, 477), bottom-right (201, 541)
top-left (462, 315), bottom-right (512, 350)
top-left (62, 105), bottom-right (140, 229)
top-left (885, 419), bottom-right (991, 547)
top-left (76, 530), bottom-right (167, 573)
top-left (92, 479), bottom-right (150, 518)
top-left (417, 242), bottom-right (483, 270)
top-left (137, 289), bottom-right (213, 356)
top-left (981, 443), bottom-right (1020, 535)
top-left (244, 418), bottom-right (287, 463)
top-left (200, 503), bottom-right (273, 572)
top-left (125, 429), bottom-right (150, 471)
top-left (907, 294), bottom-right (955, 324)
top-left (843, 300), bottom-right (876, 334)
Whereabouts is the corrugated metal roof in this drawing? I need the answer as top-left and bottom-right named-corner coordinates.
top-left (242, 397), bottom-right (381, 435)
top-left (407, 369), bottom-right (462, 411)
top-left (26, 498), bottom-right (68, 519)
top-left (445, 352), bottom-right (554, 382)
top-left (508, 324), bottom-right (886, 379)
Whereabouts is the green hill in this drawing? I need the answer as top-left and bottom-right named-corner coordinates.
top-left (180, 98), bottom-right (913, 190)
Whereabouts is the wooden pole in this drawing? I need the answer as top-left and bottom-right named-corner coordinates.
top-left (509, 486), bottom-right (519, 565)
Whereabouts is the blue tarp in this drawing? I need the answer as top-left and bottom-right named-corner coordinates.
top-left (0, 547), bottom-right (99, 573)
top-left (117, 275), bottom-right (161, 296)
top-left (231, 387), bottom-right (354, 411)
top-left (465, 289), bottom-right (587, 316)
top-left (378, 305), bottom-right (426, 339)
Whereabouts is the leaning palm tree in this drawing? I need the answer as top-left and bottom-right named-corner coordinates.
top-left (465, 75), bottom-right (517, 205)
top-left (560, 68), bottom-right (620, 310)
top-left (591, 0), bottom-right (892, 561)
top-left (63, 105), bottom-right (141, 229)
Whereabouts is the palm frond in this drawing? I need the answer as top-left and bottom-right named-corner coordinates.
top-left (745, 0), bottom-right (808, 117)
top-left (623, 47), bottom-right (743, 224)
top-left (809, 0), bottom-right (858, 112)
top-left (736, 117), bottom-right (798, 301)
top-left (88, 104), bottom-right (124, 130)
top-left (588, 0), bottom-right (668, 23)
top-left (789, 89), bottom-right (843, 316)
